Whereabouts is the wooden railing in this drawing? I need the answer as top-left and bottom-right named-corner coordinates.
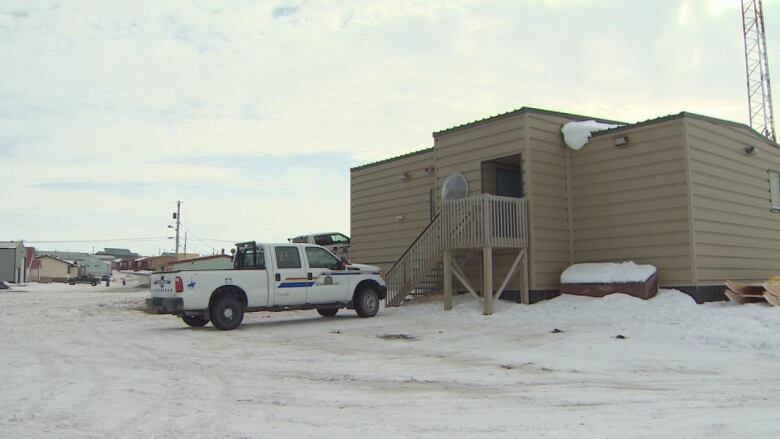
top-left (385, 194), bottom-right (527, 307)
top-left (385, 215), bottom-right (442, 306)
top-left (441, 194), bottom-right (527, 249)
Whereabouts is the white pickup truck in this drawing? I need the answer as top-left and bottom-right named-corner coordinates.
top-left (146, 241), bottom-right (386, 330)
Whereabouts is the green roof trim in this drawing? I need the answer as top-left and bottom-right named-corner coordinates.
top-left (591, 111), bottom-right (780, 148)
top-left (432, 106), bottom-right (625, 137)
top-left (350, 147), bottom-right (434, 172)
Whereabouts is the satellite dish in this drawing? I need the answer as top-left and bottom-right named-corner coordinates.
top-left (441, 173), bottom-right (468, 201)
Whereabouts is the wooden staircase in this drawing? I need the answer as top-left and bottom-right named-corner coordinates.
top-left (385, 194), bottom-right (528, 308)
top-left (385, 214), bottom-right (443, 306)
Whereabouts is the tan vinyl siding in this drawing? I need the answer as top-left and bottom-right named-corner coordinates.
top-left (686, 118), bottom-right (780, 284)
top-left (434, 115), bottom-right (526, 198)
top-left (525, 113), bottom-right (575, 290)
top-left (350, 151), bottom-right (435, 271)
top-left (571, 119), bottom-right (693, 286)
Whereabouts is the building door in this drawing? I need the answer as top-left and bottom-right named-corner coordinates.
top-left (495, 167), bottom-right (523, 198)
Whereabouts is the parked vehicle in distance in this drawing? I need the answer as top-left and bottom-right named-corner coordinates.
top-left (289, 232), bottom-right (351, 259)
top-left (146, 242), bottom-right (386, 330)
top-left (69, 276), bottom-right (101, 286)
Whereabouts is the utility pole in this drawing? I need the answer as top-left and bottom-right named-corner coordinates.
top-left (183, 231), bottom-right (188, 258)
top-left (173, 201), bottom-right (181, 259)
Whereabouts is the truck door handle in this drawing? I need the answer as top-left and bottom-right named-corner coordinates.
top-left (307, 273), bottom-right (313, 280)
top-left (275, 273), bottom-right (281, 282)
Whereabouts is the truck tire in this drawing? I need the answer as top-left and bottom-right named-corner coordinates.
top-left (182, 314), bottom-right (209, 327)
top-left (354, 286), bottom-right (379, 318)
top-left (317, 308), bottom-right (338, 317)
top-left (210, 295), bottom-right (244, 330)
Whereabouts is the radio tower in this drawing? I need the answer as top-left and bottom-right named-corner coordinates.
top-left (742, 0), bottom-right (776, 141)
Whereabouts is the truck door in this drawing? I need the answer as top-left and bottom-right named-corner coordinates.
top-left (234, 242), bottom-right (270, 307)
top-left (271, 245), bottom-right (308, 306)
top-left (304, 246), bottom-right (349, 304)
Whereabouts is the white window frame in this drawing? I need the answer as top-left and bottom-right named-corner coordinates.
top-left (770, 170), bottom-right (780, 211)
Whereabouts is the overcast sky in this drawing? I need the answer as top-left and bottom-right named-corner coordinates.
top-left (1, 0), bottom-right (778, 256)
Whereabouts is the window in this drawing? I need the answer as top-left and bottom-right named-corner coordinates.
top-left (314, 235), bottom-right (333, 246)
top-left (305, 247), bottom-right (340, 269)
top-left (275, 246), bottom-right (302, 269)
top-left (771, 170), bottom-right (780, 211)
top-left (235, 243), bottom-right (265, 269)
top-left (330, 234), bottom-right (350, 244)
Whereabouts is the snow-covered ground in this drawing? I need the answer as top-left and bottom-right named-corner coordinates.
top-left (1, 283), bottom-right (778, 438)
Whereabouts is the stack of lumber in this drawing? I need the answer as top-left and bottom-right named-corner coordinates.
top-left (725, 280), bottom-right (780, 306)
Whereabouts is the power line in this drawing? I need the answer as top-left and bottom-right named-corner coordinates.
top-left (26, 236), bottom-right (173, 244)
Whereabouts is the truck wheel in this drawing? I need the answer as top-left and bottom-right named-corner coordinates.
top-left (182, 314), bottom-right (209, 327)
top-left (355, 286), bottom-right (379, 318)
top-left (210, 295), bottom-right (244, 330)
top-left (317, 308), bottom-right (338, 317)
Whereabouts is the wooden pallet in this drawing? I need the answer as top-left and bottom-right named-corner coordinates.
top-left (724, 280), bottom-right (770, 305)
top-left (764, 292), bottom-right (780, 307)
top-left (762, 282), bottom-right (780, 307)
top-left (725, 280), bottom-right (765, 296)
top-left (725, 289), bottom-right (766, 305)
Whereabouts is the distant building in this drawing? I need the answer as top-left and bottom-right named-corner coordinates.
top-left (96, 248), bottom-right (139, 259)
top-left (36, 250), bottom-right (91, 260)
top-left (0, 241), bottom-right (26, 283)
top-left (161, 254), bottom-right (233, 272)
top-left (29, 256), bottom-right (79, 283)
top-left (161, 252), bottom-right (200, 260)
top-left (76, 255), bottom-right (111, 278)
top-left (132, 255), bottom-right (176, 272)
top-left (36, 251), bottom-right (113, 278)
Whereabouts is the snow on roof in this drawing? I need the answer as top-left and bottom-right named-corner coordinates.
top-left (561, 120), bottom-right (622, 150)
top-left (0, 241), bottom-right (23, 249)
top-left (561, 262), bottom-right (656, 284)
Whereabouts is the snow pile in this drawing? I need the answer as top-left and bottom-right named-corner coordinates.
top-left (561, 262), bottom-right (656, 284)
top-left (561, 120), bottom-right (622, 150)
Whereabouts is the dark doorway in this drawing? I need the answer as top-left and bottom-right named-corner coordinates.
top-left (496, 167), bottom-right (523, 198)
top-left (481, 154), bottom-right (523, 198)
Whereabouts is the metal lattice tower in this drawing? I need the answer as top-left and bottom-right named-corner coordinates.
top-left (742, 0), bottom-right (776, 141)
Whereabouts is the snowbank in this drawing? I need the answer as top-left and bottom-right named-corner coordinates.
top-left (561, 262), bottom-right (656, 284)
top-left (561, 120), bottom-right (622, 150)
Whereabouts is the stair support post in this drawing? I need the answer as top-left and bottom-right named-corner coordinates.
top-left (521, 249), bottom-right (530, 304)
top-left (443, 249), bottom-right (453, 311)
top-left (483, 246), bottom-right (493, 315)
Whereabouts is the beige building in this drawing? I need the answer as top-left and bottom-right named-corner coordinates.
top-left (29, 256), bottom-right (79, 283)
top-left (351, 107), bottom-right (780, 305)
